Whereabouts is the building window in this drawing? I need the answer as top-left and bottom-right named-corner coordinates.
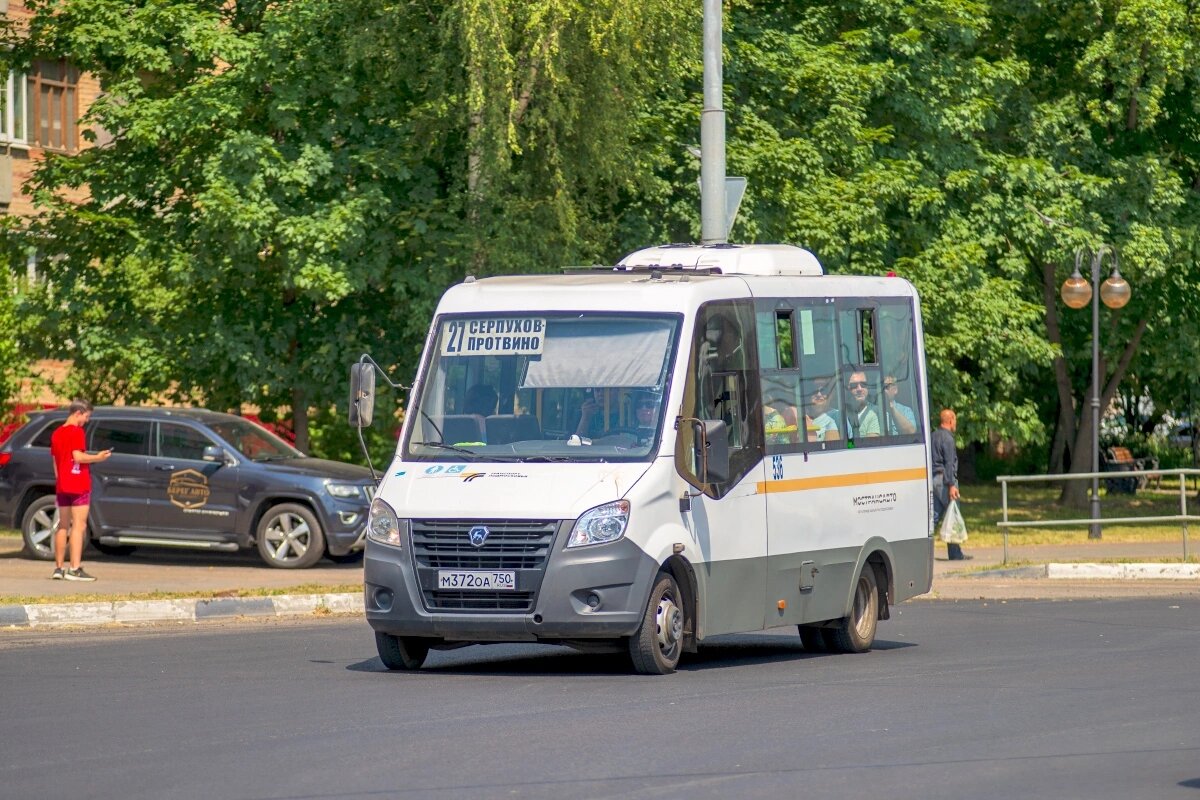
top-left (29, 60), bottom-right (79, 152)
top-left (0, 70), bottom-right (30, 146)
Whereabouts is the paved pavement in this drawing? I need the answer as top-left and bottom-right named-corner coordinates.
top-left (1, 535), bottom-right (1198, 627)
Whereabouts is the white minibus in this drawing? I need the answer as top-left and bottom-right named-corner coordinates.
top-left (351, 243), bottom-right (933, 674)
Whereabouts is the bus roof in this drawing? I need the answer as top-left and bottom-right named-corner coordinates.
top-left (437, 271), bottom-right (918, 317)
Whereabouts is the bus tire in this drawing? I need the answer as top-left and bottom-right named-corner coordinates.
top-left (375, 632), bottom-right (430, 670)
top-left (827, 565), bottom-right (879, 653)
top-left (798, 625), bottom-right (826, 652)
top-left (629, 572), bottom-right (684, 675)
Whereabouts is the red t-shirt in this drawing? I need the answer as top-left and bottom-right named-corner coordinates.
top-left (51, 423), bottom-right (90, 494)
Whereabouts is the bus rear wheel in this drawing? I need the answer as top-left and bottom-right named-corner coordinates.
top-left (827, 565), bottom-right (879, 653)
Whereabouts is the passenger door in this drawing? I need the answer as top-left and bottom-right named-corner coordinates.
top-left (88, 418), bottom-right (153, 533)
top-left (758, 298), bottom-right (929, 624)
top-left (143, 422), bottom-right (241, 539)
top-left (675, 300), bottom-right (769, 637)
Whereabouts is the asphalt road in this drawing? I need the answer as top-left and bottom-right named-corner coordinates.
top-left (3, 599), bottom-right (1199, 800)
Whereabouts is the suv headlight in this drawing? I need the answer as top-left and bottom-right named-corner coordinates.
top-left (326, 482), bottom-right (362, 499)
top-left (567, 500), bottom-right (630, 548)
top-left (366, 498), bottom-right (406, 548)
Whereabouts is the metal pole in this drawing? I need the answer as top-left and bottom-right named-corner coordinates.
top-left (1001, 478), bottom-right (1010, 564)
top-left (1182, 472), bottom-right (1190, 560)
top-left (1089, 251), bottom-right (1102, 539)
top-left (700, 0), bottom-right (726, 244)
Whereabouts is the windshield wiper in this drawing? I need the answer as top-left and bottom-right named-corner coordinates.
top-left (520, 455), bottom-right (573, 463)
top-left (254, 454), bottom-right (299, 462)
top-left (415, 442), bottom-right (480, 459)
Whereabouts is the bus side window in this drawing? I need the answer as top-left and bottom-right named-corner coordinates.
top-left (879, 301), bottom-right (923, 441)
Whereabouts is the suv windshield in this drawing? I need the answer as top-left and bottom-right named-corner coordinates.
top-left (405, 313), bottom-right (681, 462)
top-left (208, 419), bottom-right (303, 461)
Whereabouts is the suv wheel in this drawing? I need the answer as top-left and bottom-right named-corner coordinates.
top-left (20, 495), bottom-right (60, 561)
top-left (256, 503), bottom-right (325, 569)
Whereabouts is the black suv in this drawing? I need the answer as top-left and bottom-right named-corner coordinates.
top-left (0, 407), bottom-right (375, 568)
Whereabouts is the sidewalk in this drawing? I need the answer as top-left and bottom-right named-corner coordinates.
top-left (2, 536), bottom-right (1198, 628)
top-left (928, 539), bottom-right (1200, 600)
top-left (0, 535), bottom-right (366, 627)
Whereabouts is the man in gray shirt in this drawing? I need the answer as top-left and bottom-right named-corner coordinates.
top-left (931, 408), bottom-right (967, 560)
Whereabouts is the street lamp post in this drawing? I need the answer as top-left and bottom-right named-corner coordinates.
top-left (1061, 246), bottom-right (1132, 539)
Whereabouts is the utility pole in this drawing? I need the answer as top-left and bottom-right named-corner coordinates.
top-left (699, 0), bottom-right (726, 244)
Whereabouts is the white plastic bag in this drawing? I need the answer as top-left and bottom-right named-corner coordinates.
top-left (939, 499), bottom-right (968, 544)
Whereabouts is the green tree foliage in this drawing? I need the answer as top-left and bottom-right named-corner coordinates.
top-left (0, 254), bottom-right (28, 407)
top-left (623, 0), bottom-right (1057, 445)
top-left (2, 0), bottom-right (687, 450)
top-left (4, 0), bottom-right (1199, 487)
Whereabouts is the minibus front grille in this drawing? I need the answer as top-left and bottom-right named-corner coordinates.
top-left (428, 591), bottom-right (537, 611)
top-left (411, 519), bottom-right (558, 613)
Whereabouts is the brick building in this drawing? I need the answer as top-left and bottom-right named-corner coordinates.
top-left (2, 1), bottom-right (103, 221)
top-left (3, 1), bottom-right (103, 406)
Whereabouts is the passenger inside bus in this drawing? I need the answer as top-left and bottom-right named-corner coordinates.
top-left (844, 368), bottom-right (881, 439)
top-left (804, 377), bottom-right (841, 442)
top-left (631, 391), bottom-right (661, 443)
top-left (883, 373), bottom-right (917, 435)
top-left (763, 388), bottom-right (801, 444)
top-left (574, 389), bottom-right (602, 438)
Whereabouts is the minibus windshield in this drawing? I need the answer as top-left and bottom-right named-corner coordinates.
top-left (404, 313), bottom-right (681, 462)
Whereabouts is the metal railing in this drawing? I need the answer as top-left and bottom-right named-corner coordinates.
top-left (994, 468), bottom-right (1200, 564)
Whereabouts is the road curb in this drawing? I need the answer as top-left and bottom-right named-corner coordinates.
top-left (1045, 562), bottom-right (1200, 580)
top-left (0, 593), bottom-right (364, 629)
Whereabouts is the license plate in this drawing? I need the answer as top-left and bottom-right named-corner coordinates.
top-left (437, 570), bottom-right (517, 590)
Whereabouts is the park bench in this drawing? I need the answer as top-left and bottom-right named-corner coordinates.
top-left (1104, 446), bottom-right (1161, 494)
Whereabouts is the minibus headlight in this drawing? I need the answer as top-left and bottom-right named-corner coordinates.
top-left (567, 500), bottom-right (630, 548)
top-left (366, 498), bottom-right (406, 548)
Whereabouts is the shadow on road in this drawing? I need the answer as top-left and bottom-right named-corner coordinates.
top-left (346, 634), bottom-right (915, 676)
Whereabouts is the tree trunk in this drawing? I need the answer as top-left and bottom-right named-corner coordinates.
top-left (1061, 317), bottom-right (1149, 510)
top-left (292, 385), bottom-right (309, 454)
top-left (1048, 402), bottom-right (1068, 474)
top-left (1041, 260), bottom-right (1081, 501)
top-left (1042, 257), bottom-right (1150, 509)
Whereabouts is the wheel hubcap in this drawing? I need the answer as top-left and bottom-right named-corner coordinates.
top-left (265, 513), bottom-right (310, 562)
top-left (28, 506), bottom-right (59, 555)
top-left (654, 594), bottom-right (683, 657)
top-left (853, 576), bottom-right (873, 638)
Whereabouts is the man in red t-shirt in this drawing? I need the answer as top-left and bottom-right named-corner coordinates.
top-left (49, 399), bottom-right (112, 581)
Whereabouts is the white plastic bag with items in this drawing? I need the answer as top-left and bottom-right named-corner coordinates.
top-left (938, 499), bottom-right (968, 544)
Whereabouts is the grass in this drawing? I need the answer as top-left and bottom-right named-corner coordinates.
top-left (958, 480), bottom-right (1197, 547)
top-left (0, 583), bottom-right (363, 607)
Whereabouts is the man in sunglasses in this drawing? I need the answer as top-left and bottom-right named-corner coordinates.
top-left (883, 375), bottom-right (917, 435)
top-left (804, 379), bottom-right (841, 442)
top-left (845, 370), bottom-right (881, 438)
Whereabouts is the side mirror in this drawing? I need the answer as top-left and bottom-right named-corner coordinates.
top-left (349, 363), bottom-right (376, 428)
top-left (693, 419), bottom-right (730, 484)
top-left (201, 445), bottom-right (225, 463)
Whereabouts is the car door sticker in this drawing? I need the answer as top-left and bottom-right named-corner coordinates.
top-left (168, 468), bottom-right (211, 510)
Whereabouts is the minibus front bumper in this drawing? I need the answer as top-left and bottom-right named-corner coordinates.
top-left (363, 522), bottom-right (661, 642)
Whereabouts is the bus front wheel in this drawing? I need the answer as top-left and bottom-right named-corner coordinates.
top-left (629, 572), bottom-right (684, 675)
top-left (375, 632), bottom-right (430, 670)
